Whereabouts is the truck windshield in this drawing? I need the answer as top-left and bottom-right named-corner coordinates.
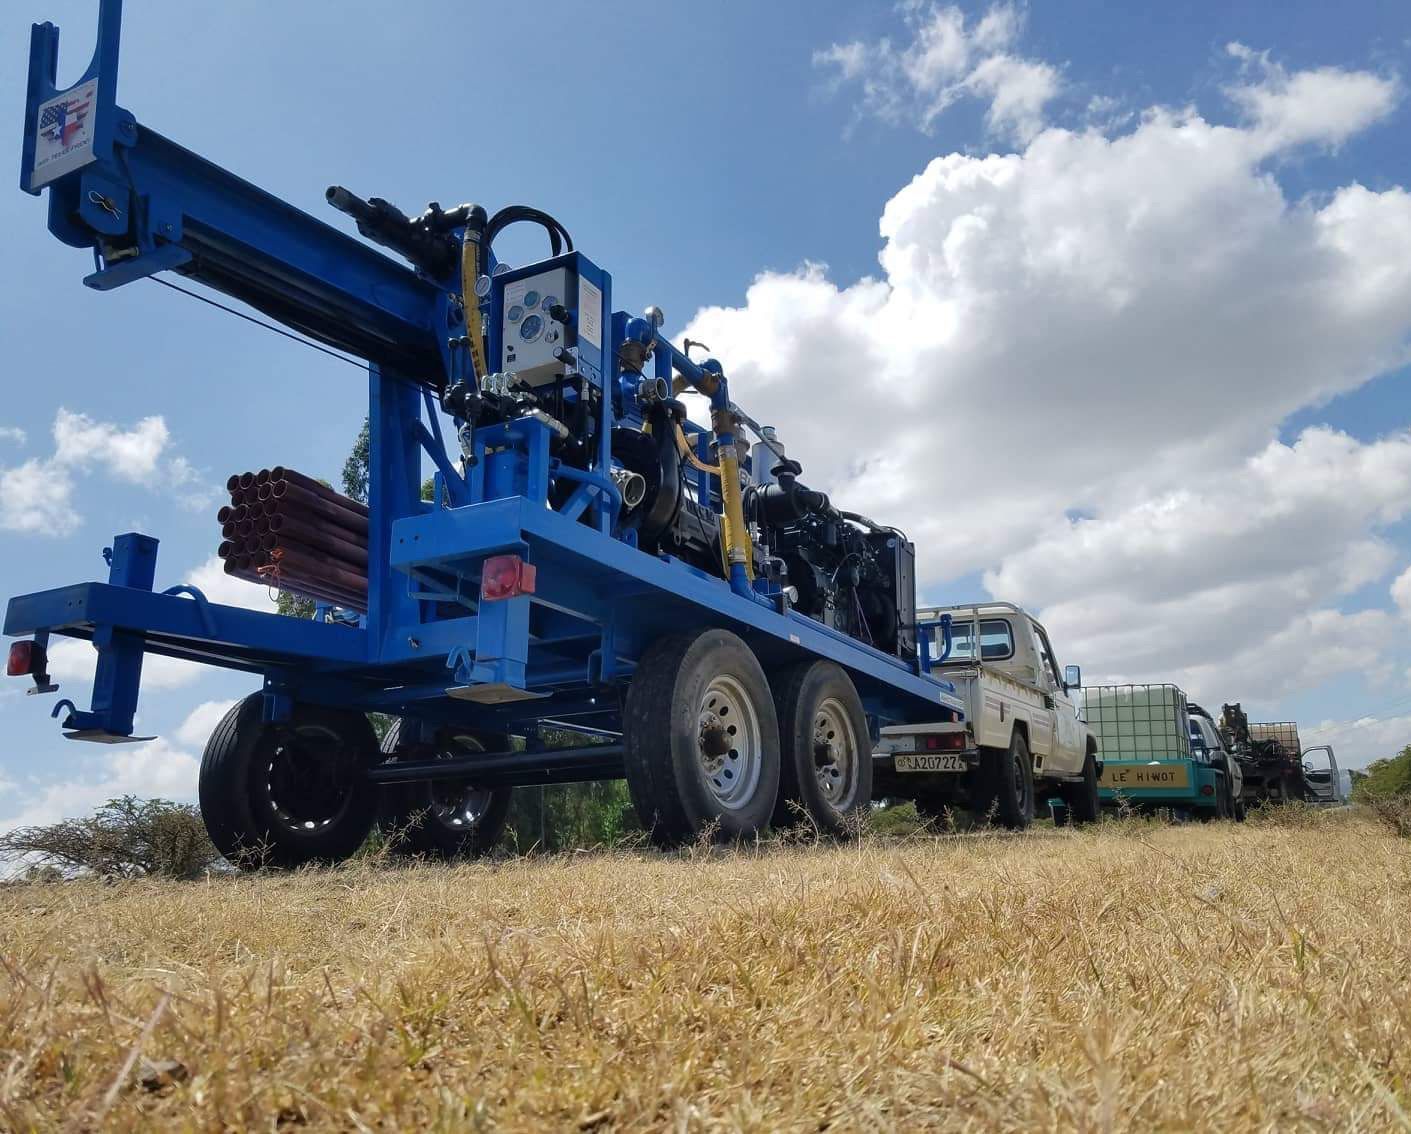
top-left (938, 618), bottom-right (1014, 662)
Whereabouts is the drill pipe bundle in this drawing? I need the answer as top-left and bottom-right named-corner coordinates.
top-left (216, 469), bottom-right (369, 611)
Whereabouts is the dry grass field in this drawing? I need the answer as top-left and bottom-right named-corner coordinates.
top-left (1, 809), bottom-right (1408, 1132)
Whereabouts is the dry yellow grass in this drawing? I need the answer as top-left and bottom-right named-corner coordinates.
top-left (1, 810), bottom-right (1408, 1132)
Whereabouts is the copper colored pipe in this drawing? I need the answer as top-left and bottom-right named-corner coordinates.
top-left (269, 548), bottom-right (368, 595)
top-left (267, 482), bottom-right (369, 534)
top-left (269, 534), bottom-right (368, 572)
top-left (267, 516), bottom-right (368, 564)
top-left (263, 498), bottom-right (367, 540)
top-left (271, 466), bottom-right (369, 516)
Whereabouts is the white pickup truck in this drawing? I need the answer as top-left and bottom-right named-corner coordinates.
top-left (873, 602), bottom-right (1100, 829)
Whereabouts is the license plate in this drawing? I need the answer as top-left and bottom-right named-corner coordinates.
top-left (1099, 763), bottom-right (1190, 789)
top-left (895, 753), bottom-right (966, 773)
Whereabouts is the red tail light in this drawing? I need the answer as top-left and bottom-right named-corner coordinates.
top-left (924, 732), bottom-right (966, 751)
top-left (481, 554), bottom-right (536, 601)
top-left (1199, 783), bottom-right (1215, 796)
top-left (7, 641), bottom-right (34, 677)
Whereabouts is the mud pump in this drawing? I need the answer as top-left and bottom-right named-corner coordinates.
top-left (6, 1), bottom-right (967, 865)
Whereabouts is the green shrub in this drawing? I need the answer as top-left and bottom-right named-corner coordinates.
top-left (0, 796), bottom-right (218, 880)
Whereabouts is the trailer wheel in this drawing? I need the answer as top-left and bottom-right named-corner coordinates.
top-left (199, 694), bottom-right (380, 870)
top-left (377, 720), bottom-right (513, 859)
top-left (771, 661), bottom-right (872, 836)
top-left (974, 730), bottom-right (1035, 830)
top-left (1061, 751), bottom-right (1101, 825)
top-left (623, 628), bottom-right (780, 847)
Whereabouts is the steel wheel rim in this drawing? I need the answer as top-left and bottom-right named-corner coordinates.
top-left (264, 723), bottom-right (354, 836)
top-left (429, 733), bottom-right (493, 830)
top-left (813, 696), bottom-right (859, 805)
top-left (698, 674), bottom-right (762, 810)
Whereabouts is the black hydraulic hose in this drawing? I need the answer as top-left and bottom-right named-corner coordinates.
top-left (484, 205), bottom-right (574, 259)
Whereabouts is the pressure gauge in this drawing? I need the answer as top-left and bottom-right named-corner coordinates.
top-left (541, 294), bottom-right (558, 312)
top-left (473, 274), bottom-right (492, 298)
top-left (523, 289), bottom-right (540, 309)
top-left (492, 263), bottom-right (512, 277)
top-left (507, 304), bottom-right (524, 323)
top-left (519, 314), bottom-right (544, 342)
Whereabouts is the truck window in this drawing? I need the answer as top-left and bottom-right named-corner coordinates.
top-left (1032, 623), bottom-right (1063, 687)
top-left (937, 618), bottom-right (1014, 662)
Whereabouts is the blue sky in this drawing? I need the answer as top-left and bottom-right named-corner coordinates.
top-left (2, 1), bottom-right (1410, 827)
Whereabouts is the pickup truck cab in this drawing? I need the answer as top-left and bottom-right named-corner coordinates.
top-left (874, 602), bottom-right (1100, 829)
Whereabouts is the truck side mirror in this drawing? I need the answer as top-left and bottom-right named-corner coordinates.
top-left (1063, 664), bottom-right (1081, 690)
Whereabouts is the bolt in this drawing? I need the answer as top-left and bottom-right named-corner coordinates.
top-left (407, 636), bottom-right (421, 649)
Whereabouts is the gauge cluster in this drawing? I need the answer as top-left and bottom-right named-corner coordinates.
top-left (500, 266), bottom-right (571, 387)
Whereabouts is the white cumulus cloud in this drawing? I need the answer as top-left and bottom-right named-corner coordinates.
top-left (0, 738), bottom-right (200, 837)
top-left (687, 48), bottom-right (1411, 707)
top-left (45, 636), bottom-right (204, 692)
top-left (0, 409), bottom-right (217, 536)
top-left (174, 698), bottom-right (237, 750)
top-left (815, 2), bottom-right (1060, 142)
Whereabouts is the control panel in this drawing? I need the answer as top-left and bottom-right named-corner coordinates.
top-left (501, 266), bottom-right (570, 388)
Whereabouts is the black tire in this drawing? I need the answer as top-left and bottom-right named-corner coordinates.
top-left (377, 720), bottom-right (513, 859)
top-left (1061, 750), bottom-right (1102, 825)
top-left (623, 628), bottom-right (780, 848)
top-left (771, 661), bottom-right (872, 836)
top-left (973, 730), bottom-right (1035, 830)
top-left (199, 693), bottom-right (380, 870)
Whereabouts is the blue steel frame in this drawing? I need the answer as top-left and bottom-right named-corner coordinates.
top-left (6, 0), bottom-right (965, 752)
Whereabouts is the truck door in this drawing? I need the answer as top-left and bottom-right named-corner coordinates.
top-left (1023, 622), bottom-right (1058, 762)
top-left (1032, 622), bottom-right (1082, 773)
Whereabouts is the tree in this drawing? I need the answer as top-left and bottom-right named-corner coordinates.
top-left (1351, 745), bottom-right (1411, 802)
top-left (0, 796), bottom-right (219, 879)
top-left (343, 417), bottom-right (371, 504)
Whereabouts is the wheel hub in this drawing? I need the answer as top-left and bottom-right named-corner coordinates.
top-left (811, 697), bottom-right (857, 803)
top-left (265, 725), bottom-right (354, 832)
top-left (697, 675), bottom-right (761, 810)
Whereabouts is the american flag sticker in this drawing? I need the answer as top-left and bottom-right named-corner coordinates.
top-left (31, 78), bottom-right (98, 188)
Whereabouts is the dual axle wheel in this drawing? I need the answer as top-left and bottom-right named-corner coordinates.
top-left (198, 628), bottom-right (875, 869)
top-left (199, 696), bottom-right (511, 869)
top-left (622, 629), bottom-right (872, 847)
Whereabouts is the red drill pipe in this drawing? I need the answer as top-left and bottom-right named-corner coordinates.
top-left (266, 515), bottom-right (368, 564)
top-left (268, 547), bottom-right (368, 595)
top-left (271, 466), bottom-right (370, 516)
top-left (264, 534), bottom-right (368, 575)
top-left (265, 482), bottom-right (369, 534)
top-left (260, 561), bottom-right (367, 605)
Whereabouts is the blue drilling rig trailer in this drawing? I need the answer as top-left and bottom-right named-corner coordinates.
top-left (5, 1), bottom-right (975, 866)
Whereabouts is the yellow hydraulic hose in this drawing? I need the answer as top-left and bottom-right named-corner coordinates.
top-left (711, 407), bottom-right (754, 582)
top-left (460, 230), bottom-right (489, 381)
top-left (672, 419), bottom-right (722, 476)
